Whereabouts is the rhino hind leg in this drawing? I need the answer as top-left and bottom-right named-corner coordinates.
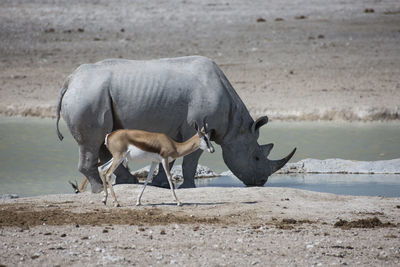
top-left (179, 149), bottom-right (203, 188)
top-left (150, 160), bottom-right (175, 189)
top-left (99, 144), bottom-right (138, 184)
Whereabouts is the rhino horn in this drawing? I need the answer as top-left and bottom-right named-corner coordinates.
top-left (269, 148), bottom-right (296, 174)
top-left (261, 143), bottom-right (274, 157)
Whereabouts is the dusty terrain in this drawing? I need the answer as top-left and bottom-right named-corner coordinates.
top-left (1, 0), bottom-right (399, 120)
top-left (1, 185), bottom-right (400, 266)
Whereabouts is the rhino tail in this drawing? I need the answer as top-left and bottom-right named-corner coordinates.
top-left (56, 77), bottom-right (70, 141)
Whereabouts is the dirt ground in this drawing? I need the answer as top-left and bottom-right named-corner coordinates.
top-left (1, 185), bottom-right (400, 266)
top-left (1, 0), bottom-right (399, 120)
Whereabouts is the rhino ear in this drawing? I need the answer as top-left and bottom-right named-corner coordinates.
top-left (251, 116), bottom-right (269, 133)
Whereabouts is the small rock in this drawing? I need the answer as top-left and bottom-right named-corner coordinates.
top-left (364, 8), bottom-right (375, 13)
top-left (378, 251), bottom-right (388, 260)
top-left (60, 233), bottom-right (67, 237)
top-left (275, 18), bottom-right (284, 21)
top-left (295, 15), bottom-right (307, 19)
top-left (256, 17), bottom-right (266, 23)
top-left (0, 194), bottom-right (19, 200)
top-left (31, 253), bottom-right (40, 259)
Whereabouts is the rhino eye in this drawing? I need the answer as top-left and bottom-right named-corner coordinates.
top-left (255, 156), bottom-right (260, 161)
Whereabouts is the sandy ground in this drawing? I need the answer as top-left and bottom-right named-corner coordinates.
top-left (1, 0), bottom-right (399, 120)
top-left (1, 185), bottom-right (400, 266)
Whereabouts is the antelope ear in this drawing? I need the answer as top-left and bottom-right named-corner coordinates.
top-left (251, 116), bottom-right (269, 133)
top-left (204, 123), bottom-right (209, 132)
top-left (202, 116), bottom-right (209, 132)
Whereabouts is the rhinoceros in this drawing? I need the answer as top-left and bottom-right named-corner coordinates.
top-left (56, 56), bottom-right (295, 193)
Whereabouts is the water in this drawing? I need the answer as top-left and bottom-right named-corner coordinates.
top-left (196, 174), bottom-right (400, 198)
top-left (1, 116), bottom-right (400, 197)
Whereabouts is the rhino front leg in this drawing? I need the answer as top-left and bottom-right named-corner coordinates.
top-left (150, 160), bottom-right (175, 188)
top-left (78, 145), bottom-right (103, 193)
top-left (99, 144), bottom-right (138, 184)
top-left (179, 149), bottom-right (203, 188)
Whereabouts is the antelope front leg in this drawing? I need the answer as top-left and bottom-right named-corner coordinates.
top-left (136, 161), bottom-right (158, 206)
top-left (162, 159), bottom-right (182, 206)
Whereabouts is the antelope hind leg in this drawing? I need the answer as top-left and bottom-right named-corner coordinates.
top-left (136, 161), bottom-right (158, 206)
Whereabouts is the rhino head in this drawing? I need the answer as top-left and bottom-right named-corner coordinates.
top-left (220, 116), bottom-right (296, 186)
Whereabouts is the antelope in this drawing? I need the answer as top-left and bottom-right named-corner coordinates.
top-left (99, 123), bottom-right (214, 207)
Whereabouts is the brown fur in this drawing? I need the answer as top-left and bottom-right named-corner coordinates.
top-left (106, 129), bottom-right (200, 160)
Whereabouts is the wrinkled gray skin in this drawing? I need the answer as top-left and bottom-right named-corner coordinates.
top-left (56, 56), bottom-right (295, 193)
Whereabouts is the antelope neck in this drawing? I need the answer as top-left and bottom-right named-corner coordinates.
top-left (174, 134), bottom-right (200, 157)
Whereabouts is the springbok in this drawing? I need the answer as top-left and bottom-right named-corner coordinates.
top-left (99, 123), bottom-right (214, 207)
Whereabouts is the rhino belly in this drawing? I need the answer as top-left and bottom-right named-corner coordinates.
top-left (109, 73), bottom-right (193, 134)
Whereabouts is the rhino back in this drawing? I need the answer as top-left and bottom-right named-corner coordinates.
top-left (65, 56), bottom-right (251, 143)
top-left (104, 57), bottom-right (235, 139)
